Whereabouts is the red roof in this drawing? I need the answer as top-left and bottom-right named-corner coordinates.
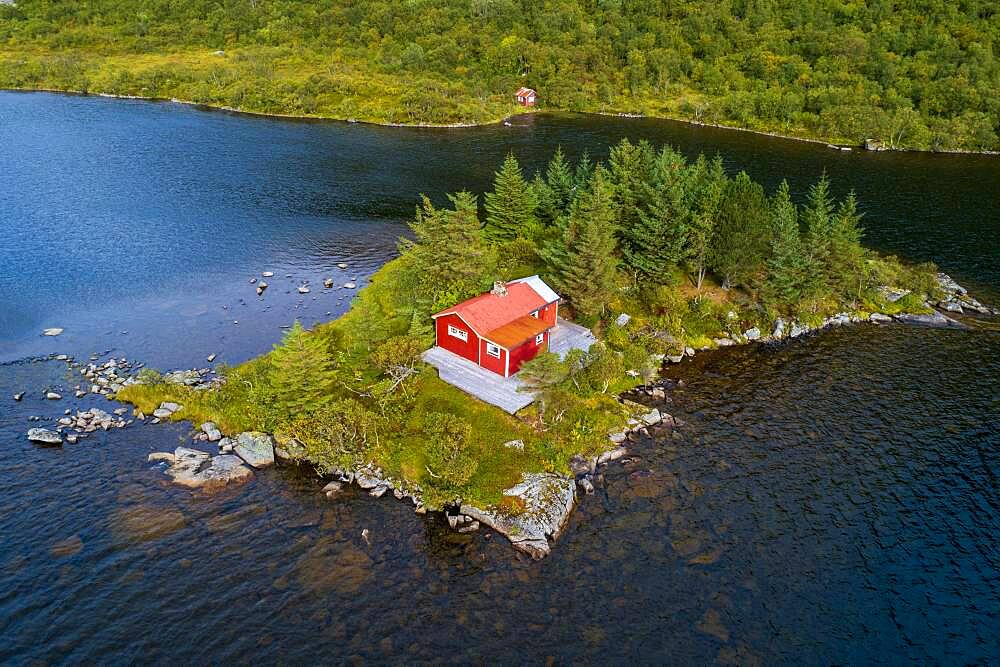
top-left (516, 87), bottom-right (536, 97)
top-left (432, 280), bottom-right (556, 338)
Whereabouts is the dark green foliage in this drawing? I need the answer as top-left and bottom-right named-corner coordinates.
top-left (763, 181), bottom-right (808, 306)
top-left (710, 172), bottom-right (773, 290)
top-left (685, 156), bottom-right (727, 289)
top-left (483, 153), bottom-right (539, 242)
top-left (620, 146), bottom-right (691, 282)
top-left (536, 147), bottom-right (575, 225)
top-left (402, 191), bottom-right (496, 309)
top-left (547, 167), bottom-right (619, 320)
top-left (800, 174), bottom-right (835, 300)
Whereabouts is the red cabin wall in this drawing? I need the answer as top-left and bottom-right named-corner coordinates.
top-left (508, 331), bottom-right (548, 375)
top-left (434, 314), bottom-right (479, 364)
top-left (478, 339), bottom-right (507, 376)
top-left (534, 301), bottom-right (558, 327)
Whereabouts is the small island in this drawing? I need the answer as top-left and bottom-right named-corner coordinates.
top-left (116, 140), bottom-right (993, 557)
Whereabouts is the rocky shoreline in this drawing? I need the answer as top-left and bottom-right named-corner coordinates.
top-left (18, 272), bottom-right (995, 558)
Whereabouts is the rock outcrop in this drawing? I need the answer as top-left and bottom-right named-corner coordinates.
top-left (27, 428), bottom-right (62, 445)
top-left (461, 473), bottom-right (576, 559)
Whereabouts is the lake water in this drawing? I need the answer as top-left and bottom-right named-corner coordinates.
top-left (1, 92), bottom-right (997, 664)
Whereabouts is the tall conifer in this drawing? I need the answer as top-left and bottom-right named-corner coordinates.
top-left (764, 180), bottom-right (807, 306)
top-left (483, 153), bottom-right (539, 242)
top-left (269, 321), bottom-right (339, 414)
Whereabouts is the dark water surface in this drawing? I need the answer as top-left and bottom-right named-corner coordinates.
top-left (1, 92), bottom-right (998, 664)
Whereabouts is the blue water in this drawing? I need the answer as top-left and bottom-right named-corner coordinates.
top-left (0, 91), bottom-right (997, 664)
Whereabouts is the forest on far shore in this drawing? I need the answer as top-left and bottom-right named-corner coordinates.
top-left (1, 0), bottom-right (998, 150)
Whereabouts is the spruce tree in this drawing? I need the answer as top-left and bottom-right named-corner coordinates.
top-left (686, 155), bottom-right (726, 290)
top-left (539, 147), bottom-right (575, 223)
top-left (269, 321), bottom-right (339, 415)
top-left (402, 191), bottom-right (495, 303)
top-left (483, 153), bottom-right (539, 242)
top-left (764, 180), bottom-right (807, 306)
top-left (557, 167), bottom-right (619, 320)
top-left (801, 174), bottom-right (835, 299)
top-left (620, 146), bottom-right (690, 282)
top-left (829, 191), bottom-right (866, 300)
top-left (709, 171), bottom-right (772, 289)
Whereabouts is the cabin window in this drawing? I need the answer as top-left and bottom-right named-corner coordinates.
top-left (486, 342), bottom-right (501, 358)
top-left (535, 333), bottom-right (545, 345)
top-left (447, 324), bottom-right (468, 342)
top-left (531, 310), bottom-right (539, 318)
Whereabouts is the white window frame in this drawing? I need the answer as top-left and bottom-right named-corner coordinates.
top-left (447, 324), bottom-right (468, 342)
top-left (486, 342), bottom-right (501, 358)
top-left (531, 309), bottom-right (540, 318)
top-left (535, 333), bottom-right (545, 345)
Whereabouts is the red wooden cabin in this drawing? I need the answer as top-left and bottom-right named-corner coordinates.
top-left (431, 276), bottom-right (560, 378)
top-left (515, 87), bottom-right (537, 106)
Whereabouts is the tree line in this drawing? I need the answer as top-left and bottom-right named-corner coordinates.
top-left (406, 139), bottom-right (870, 323)
top-left (1, 0), bottom-right (997, 150)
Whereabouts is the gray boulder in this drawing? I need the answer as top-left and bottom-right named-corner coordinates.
top-left (27, 428), bottom-right (62, 445)
top-left (157, 448), bottom-right (253, 491)
top-left (744, 327), bottom-right (761, 341)
top-left (233, 431), bottom-right (275, 468)
top-left (869, 312), bottom-right (892, 323)
top-left (895, 311), bottom-right (962, 328)
top-left (274, 437), bottom-right (307, 462)
top-left (641, 408), bottom-right (662, 426)
top-left (201, 422), bottom-right (222, 442)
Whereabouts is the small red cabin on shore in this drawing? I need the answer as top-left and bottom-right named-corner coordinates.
top-left (515, 87), bottom-right (537, 106)
top-left (431, 276), bottom-right (559, 378)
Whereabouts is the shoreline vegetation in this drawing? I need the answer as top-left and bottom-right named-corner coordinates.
top-left (3, 0), bottom-right (999, 153)
top-left (108, 141), bottom-right (994, 556)
top-left (8, 86), bottom-right (1000, 157)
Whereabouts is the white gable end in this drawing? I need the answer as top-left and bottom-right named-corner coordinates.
top-left (510, 275), bottom-right (560, 304)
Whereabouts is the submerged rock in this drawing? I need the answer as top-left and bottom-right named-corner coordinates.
top-left (895, 311), bottom-right (965, 328)
top-left (233, 431), bottom-right (275, 468)
top-left (461, 472), bottom-right (576, 559)
top-left (27, 428), bottom-right (62, 445)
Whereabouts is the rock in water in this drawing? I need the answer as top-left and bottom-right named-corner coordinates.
top-left (42, 328), bottom-right (64, 336)
top-left (297, 285), bottom-right (310, 294)
top-left (343, 282), bottom-right (357, 289)
top-left (744, 327), bottom-right (761, 341)
top-left (156, 447), bottom-right (254, 491)
top-left (323, 278), bottom-right (334, 288)
top-left (13, 392), bottom-right (24, 401)
top-left (262, 271), bottom-right (274, 278)
top-left (45, 392), bottom-right (61, 400)
top-left (337, 263), bottom-right (348, 269)
top-left (206, 353), bottom-right (217, 363)
top-left (27, 428), bottom-right (63, 445)
top-left (461, 473), bottom-right (576, 559)
top-left (201, 422), bottom-right (222, 442)
top-left (233, 431), bottom-right (275, 468)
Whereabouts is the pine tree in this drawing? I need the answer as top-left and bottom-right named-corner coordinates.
top-left (763, 180), bottom-right (807, 306)
top-left (269, 321), bottom-right (339, 415)
top-left (557, 167), bottom-right (619, 320)
top-left (401, 191), bottom-right (495, 303)
top-left (574, 151), bottom-right (594, 190)
top-left (483, 153), bottom-right (539, 242)
top-left (608, 138), bottom-right (655, 234)
top-left (620, 146), bottom-right (690, 282)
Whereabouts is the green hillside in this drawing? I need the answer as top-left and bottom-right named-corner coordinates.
top-left (1, 0), bottom-right (998, 150)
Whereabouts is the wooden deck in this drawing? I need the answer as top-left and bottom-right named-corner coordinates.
top-left (548, 317), bottom-right (598, 359)
top-left (422, 318), bottom-right (598, 414)
top-left (422, 346), bottom-right (535, 414)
